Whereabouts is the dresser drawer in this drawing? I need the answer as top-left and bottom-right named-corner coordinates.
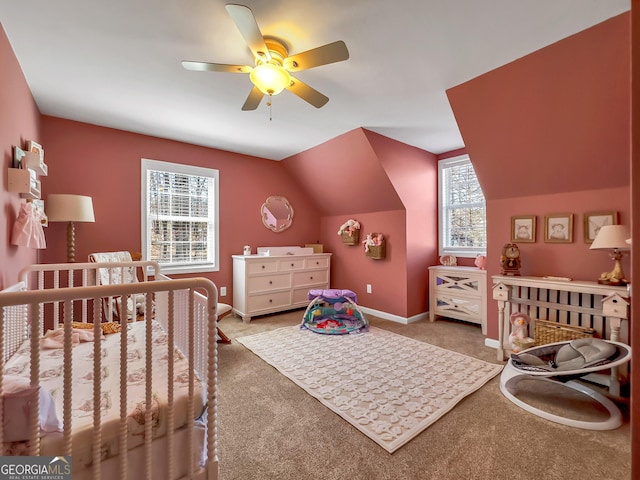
top-left (247, 291), bottom-right (291, 312)
top-left (434, 294), bottom-right (482, 323)
top-left (433, 274), bottom-right (482, 296)
top-left (304, 256), bottom-right (329, 269)
top-left (247, 260), bottom-right (278, 275)
top-left (247, 273), bottom-right (291, 293)
top-left (292, 284), bottom-right (329, 305)
top-left (278, 258), bottom-right (305, 271)
top-left (293, 269), bottom-right (329, 287)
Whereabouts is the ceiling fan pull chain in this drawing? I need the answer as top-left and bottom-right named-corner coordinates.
top-left (267, 94), bottom-right (273, 121)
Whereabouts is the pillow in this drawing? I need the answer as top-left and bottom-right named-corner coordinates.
top-left (70, 321), bottom-right (121, 334)
top-left (2, 375), bottom-right (62, 442)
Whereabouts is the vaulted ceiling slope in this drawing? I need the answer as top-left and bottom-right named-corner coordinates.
top-left (282, 128), bottom-right (435, 217)
top-left (447, 13), bottom-right (631, 201)
top-left (0, 1), bottom-right (631, 160)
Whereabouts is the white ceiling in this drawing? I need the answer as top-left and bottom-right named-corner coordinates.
top-left (0, 0), bottom-right (630, 160)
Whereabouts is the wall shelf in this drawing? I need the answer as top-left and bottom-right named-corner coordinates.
top-left (8, 167), bottom-right (41, 199)
top-left (23, 151), bottom-right (48, 176)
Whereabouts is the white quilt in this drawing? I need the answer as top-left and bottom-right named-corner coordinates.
top-left (3, 321), bottom-right (205, 471)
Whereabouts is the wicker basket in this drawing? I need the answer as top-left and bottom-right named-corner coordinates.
top-left (365, 241), bottom-right (386, 260)
top-left (533, 318), bottom-right (596, 346)
top-left (341, 230), bottom-right (359, 245)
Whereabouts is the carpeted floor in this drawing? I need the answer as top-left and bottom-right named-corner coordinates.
top-left (216, 309), bottom-right (631, 480)
top-left (236, 325), bottom-right (503, 453)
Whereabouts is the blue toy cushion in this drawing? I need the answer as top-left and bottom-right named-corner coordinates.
top-left (301, 290), bottom-right (368, 335)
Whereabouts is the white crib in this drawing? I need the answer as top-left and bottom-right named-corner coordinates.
top-left (0, 261), bottom-right (219, 480)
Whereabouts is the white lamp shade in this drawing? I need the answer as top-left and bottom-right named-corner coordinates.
top-left (46, 194), bottom-right (95, 223)
top-left (589, 225), bottom-right (630, 250)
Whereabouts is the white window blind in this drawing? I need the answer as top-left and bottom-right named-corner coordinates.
top-left (142, 159), bottom-right (219, 274)
top-left (438, 155), bottom-right (486, 257)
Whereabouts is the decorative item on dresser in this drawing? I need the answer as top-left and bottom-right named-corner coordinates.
top-left (233, 249), bottom-right (331, 323)
top-left (499, 243), bottom-right (521, 275)
top-left (589, 224), bottom-right (631, 285)
top-left (428, 265), bottom-right (487, 335)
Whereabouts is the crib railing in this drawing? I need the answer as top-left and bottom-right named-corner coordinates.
top-left (0, 269), bottom-right (219, 480)
top-left (19, 261), bottom-right (162, 331)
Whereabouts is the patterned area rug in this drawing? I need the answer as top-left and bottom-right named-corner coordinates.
top-left (237, 326), bottom-right (503, 453)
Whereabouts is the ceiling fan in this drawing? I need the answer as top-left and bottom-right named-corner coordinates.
top-left (182, 3), bottom-right (349, 111)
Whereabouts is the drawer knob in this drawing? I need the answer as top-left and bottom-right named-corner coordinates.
top-left (310, 276), bottom-right (313, 280)
top-left (261, 265), bottom-right (265, 269)
top-left (291, 263), bottom-right (294, 267)
top-left (269, 299), bottom-right (273, 303)
top-left (269, 280), bottom-right (273, 285)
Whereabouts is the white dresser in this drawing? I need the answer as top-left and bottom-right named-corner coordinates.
top-left (232, 253), bottom-right (331, 323)
top-left (428, 265), bottom-right (487, 334)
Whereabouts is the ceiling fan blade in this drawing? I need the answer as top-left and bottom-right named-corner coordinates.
top-left (286, 77), bottom-right (329, 108)
top-left (283, 40), bottom-right (349, 72)
top-left (242, 85), bottom-right (264, 111)
top-left (225, 4), bottom-right (271, 62)
top-left (182, 60), bottom-right (251, 73)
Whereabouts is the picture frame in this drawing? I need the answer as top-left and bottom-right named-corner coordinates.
top-left (511, 215), bottom-right (536, 243)
top-left (544, 213), bottom-right (573, 243)
top-left (584, 211), bottom-right (618, 243)
top-left (26, 140), bottom-right (44, 162)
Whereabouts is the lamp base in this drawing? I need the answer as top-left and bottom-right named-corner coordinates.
top-left (597, 278), bottom-right (627, 286)
top-left (597, 256), bottom-right (627, 286)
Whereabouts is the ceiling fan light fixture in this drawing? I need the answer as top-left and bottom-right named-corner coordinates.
top-left (250, 63), bottom-right (291, 96)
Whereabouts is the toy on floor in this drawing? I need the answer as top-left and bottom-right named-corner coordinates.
top-left (301, 289), bottom-right (369, 335)
top-left (509, 312), bottom-right (534, 352)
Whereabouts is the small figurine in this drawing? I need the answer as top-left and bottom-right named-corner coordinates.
top-left (509, 312), bottom-right (534, 353)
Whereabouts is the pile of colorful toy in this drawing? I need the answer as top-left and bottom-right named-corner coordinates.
top-left (300, 289), bottom-right (369, 335)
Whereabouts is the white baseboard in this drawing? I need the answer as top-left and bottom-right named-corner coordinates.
top-left (360, 308), bottom-right (500, 351)
top-left (484, 337), bottom-right (500, 350)
top-left (359, 306), bottom-right (427, 325)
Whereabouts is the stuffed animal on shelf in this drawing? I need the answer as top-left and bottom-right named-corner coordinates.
top-left (362, 233), bottom-right (375, 252)
top-left (337, 219), bottom-right (360, 237)
top-left (509, 312), bottom-right (534, 353)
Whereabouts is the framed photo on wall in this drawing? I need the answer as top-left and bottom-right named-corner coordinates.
top-left (544, 213), bottom-right (573, 243)
top-left (511, 215), bottom-right (536, 243)
top-left (584, 211), bottom-right (618, 243)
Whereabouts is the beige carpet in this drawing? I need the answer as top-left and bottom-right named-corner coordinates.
top-left (237, 325), bottom-right (503, 453)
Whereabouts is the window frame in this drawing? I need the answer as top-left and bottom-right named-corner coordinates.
top-left (438, 154), bottom-right (487, 258)
top-left (141, 158), bottom-right (219, 274)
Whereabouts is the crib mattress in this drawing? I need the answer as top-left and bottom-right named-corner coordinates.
top-left (3, 320), bottom-right (205, 471)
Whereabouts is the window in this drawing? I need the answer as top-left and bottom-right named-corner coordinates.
top-left (141, 159), bottom-right (219, 274)
top-left (438, 154), bottom-right (486, 257)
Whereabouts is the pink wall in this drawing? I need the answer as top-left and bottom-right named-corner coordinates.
top-left (447, 12), bottom-right (630, 201)
top-left (282, 128), bottom-right (405, 215)
top-left (285, 128), bottom-right (438, 318)
top-left (447, 12), bottom-right (632, 339)
top-left (364, 131), bottom-right (439, 316)
top-left (38, 116), bottom-right (323, 295)
top-left (320, 211), bottom-right (407, 316)
top-left (487, 186), bottom-right (631, 338)
top-left (0, 25), bottom-right (42, 288)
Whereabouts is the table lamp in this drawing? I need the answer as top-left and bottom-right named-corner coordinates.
top-left (46, 194), bottom-right (95, 262)
top-left (589, 224), bottom-right (630, 285)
